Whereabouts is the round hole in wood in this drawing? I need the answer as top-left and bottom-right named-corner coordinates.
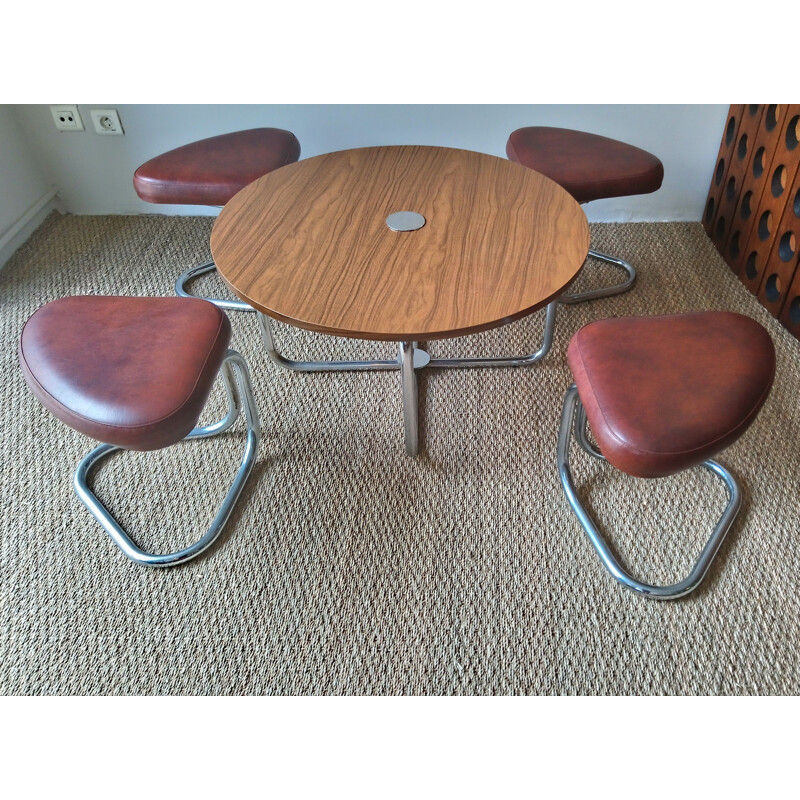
top-left (705, 197), bottom-right (715, 223)
top-left (789, 297), bottom-right (800, 326)
top-left (716, 216), bottom-right (726, 239)
top-left (749, 105), bottom-right (760, 116)
top-left (715, 158), bottom-right (725, 185)
top-left (764, 274), bottom-right (782, 302)
top-left (779, 231), bottom-right (796, 262)
top-left (772, 165), bottom-right (787, 197)
top-left (741, 190), bottom-right (753, 219)
top-left (765, 104), bottom-right (780, 131)
top-left (758, 210), bottom-right (773, 241)
top-left (737, 134), bottom-right (748, 160)
top-left (726, 175), bottom-right (737, 200)
top-left (725, 116), bottom-right (736, 146)
top-left (787, 116), bottom-right (800, 151)
top-left (753, 147), bottom-right (765, 178)
top-left (794, 188), bottom-right (800, 219)
top-left (745, 252), bottom-right (758, 280)
top-left (729, 231), bottom-right (741, 259)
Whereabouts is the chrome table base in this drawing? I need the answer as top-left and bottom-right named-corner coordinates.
top-left (258, 303), bottom-right (558, 456)
top-left (176, 247), bottom-right (632, 457)
top-left (557, 385), bottom-right (742, 599)
top-left (73, 350), bottom-right (261, 567)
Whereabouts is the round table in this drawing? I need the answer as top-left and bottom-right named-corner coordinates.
top-left (210, 145), bottom-right (589, 454)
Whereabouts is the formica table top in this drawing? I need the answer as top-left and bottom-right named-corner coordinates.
top-left (211, 145), bottom-right (589, 341)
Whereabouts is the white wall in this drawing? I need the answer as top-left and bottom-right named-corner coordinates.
top-left (0, 105), bottom-right (59, 267)
top-left (10, 104), bottom-right (728, 223)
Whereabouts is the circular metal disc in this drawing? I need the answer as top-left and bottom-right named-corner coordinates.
top-left (413, 348), bottom-right (430, 368)
top-left (386, 211), bottom-right (426, 232)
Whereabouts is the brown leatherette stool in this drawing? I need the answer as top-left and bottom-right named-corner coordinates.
top-left (133, 128), bottom-right (301, 312)
top-left (19, 296), bottom-right (261, 567)
top-left (507, 126), bottom-right (664, 304)
top-left (557, 311), bottom-right (775, 598)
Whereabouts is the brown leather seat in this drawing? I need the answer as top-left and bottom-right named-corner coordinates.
top-left (133, 127), bottom-right (301, 206)
top-left (567, 311), bottom-right (776, 478)
top-left (506, 127), bottom-right (664, 204)
top-left (19, 296), bottom-right (231, 451)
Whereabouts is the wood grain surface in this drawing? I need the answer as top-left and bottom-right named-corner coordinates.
top-left (210, 145), bottom-right (589, 341)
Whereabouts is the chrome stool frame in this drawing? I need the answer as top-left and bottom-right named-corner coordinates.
top-left (258, 302), bottom-right (559, 455)
top-left (176, 259), bottom-right (255, 313)
top-left (558, 248), bottom-right (636, 305)
top-left (557, 384), bottom-right (742, 599)
top-left (73, 349), bottom-right (261, 567)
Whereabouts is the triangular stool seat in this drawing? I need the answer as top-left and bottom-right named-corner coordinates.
top-left (133, 128), bottom-right (301, 312)
top-left (557, 311), bottom-right (776, 599)
top-left (566, 311), bottom-right (776, 478)
top-left (19, 296), bottom-right (261, 567)
top-left (20, 296), bottom-right (232, 451)
top-left (506, 125), bottom-right (665, 305)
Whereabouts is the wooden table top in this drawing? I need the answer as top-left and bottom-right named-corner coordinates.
top-left (210, 145), bottom-right (590, 341)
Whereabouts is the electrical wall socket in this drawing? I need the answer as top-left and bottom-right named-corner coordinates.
top-left (50, 105), bottom-right (84, 131)
top-left (90, 109), bottom-right (124, 135)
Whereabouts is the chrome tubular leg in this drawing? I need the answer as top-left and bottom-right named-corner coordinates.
top-left (186, 358), bottom-right (241, 439)
top-left (557, 385), bottom-right (742, 599)
top-left (558, 249), bottom-right (636, 305)
top-left (258, 312), bottom-right (400, 372)
top-left (573, 399), bottom-right (605, 461)
top-left (428, 301), bottom-right (558, 369)
top-left (400, 341), bottom-right (421, 456)
top-left (73, 349), bottom-right (261, 568)
top-left (175, 260), bottom-right (256, 313)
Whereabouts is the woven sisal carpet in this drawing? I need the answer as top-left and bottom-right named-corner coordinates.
top-left (1, 212), bottom-right (798, 695)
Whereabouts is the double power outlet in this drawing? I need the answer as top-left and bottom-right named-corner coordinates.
top-left (50, 105), bottom-right (124, 136)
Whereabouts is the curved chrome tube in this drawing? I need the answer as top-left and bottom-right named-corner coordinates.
top-left (185, 359), bottom-right (241, 439)
top-left (258, 312), bottom-right (400, 372)
top-left (557, 385), bottom-right (742, 599)
top-left (573, 400), bottom-right (605, 461)
top-left (73, 349), bottom-right (261, 568)
top-left (175, 260), bottom-right (256, 313)
top-left (428, 302), bottom-right (558, 369)
top-left (258, 302), bottom-right (558, 373)
top-left (558, 249), bottom-right (636, 305)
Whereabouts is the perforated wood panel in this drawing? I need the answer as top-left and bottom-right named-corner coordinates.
top-left (724, 106), bottom-right (789, 276)
top-left (703, 105), bottom-right (745, 248)
top-left (705, 105), bottom-right (762, 260)
top-left (704, 104), bottom-right (800, 338)
top-left (756, 149), bottom-right (800, 314)
top-left (779, 261), bottom-right (800, 337)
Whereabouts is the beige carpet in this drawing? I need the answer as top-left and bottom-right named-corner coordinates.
top-left (1, 211), bottom-right (799, 695)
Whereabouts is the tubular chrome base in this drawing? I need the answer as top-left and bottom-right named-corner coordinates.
top-left (400, 341), bottom-right (422, 455)
top-left (73, 350), bottom-right (261, 567)
top-left (557, 385), bottom-right (742, 599)
top-left (176, 260), bottom-right (256, 313)
top-left (558, 249), bottom-right (636, 305)
top-left (257, 301), bottom-right (558, 373)
top-left (259, 303), bottom-right (557, 457)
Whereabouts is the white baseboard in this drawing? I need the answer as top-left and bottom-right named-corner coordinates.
top-left (0, 188), bottom-right (59, 269)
